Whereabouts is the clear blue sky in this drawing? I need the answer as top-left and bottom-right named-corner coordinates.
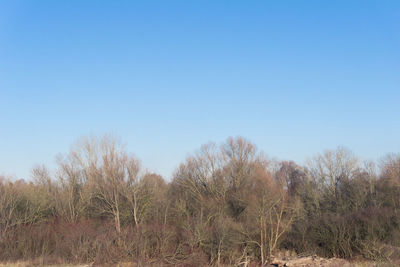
top-left (1, 0), bottom-right (399, 180)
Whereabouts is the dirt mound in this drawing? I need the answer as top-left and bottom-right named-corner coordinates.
top-left (269, 255), bottom-right (386, 267)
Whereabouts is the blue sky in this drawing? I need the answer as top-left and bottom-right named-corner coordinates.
top-left (1, 0), bottom-right (399, 180)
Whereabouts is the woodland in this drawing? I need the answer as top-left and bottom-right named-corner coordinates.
top-left (1, 136), bottom-right (400, 266)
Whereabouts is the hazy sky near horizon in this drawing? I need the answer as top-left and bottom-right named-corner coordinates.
top-left (1, 0), bottom-right (399, 180)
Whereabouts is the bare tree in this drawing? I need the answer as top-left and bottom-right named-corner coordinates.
top-left (307, 147), bottom-right (360, 207)
top-left (0, 177), bottom-right (23, 240)
top-left (55, 153), bottom-right (89, 223)
top-left (241, 163), bottom-right (300, 265)
top-left (68, 136), bottom-right (142, 234)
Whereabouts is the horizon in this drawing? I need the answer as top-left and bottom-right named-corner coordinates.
top-left (0, 134), bottom-right (396, 182)
top-left (1, 0), bottom-right (399, 180)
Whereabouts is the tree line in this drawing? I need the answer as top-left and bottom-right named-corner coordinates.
top-left (1, 135), bottom-right (400, 265)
